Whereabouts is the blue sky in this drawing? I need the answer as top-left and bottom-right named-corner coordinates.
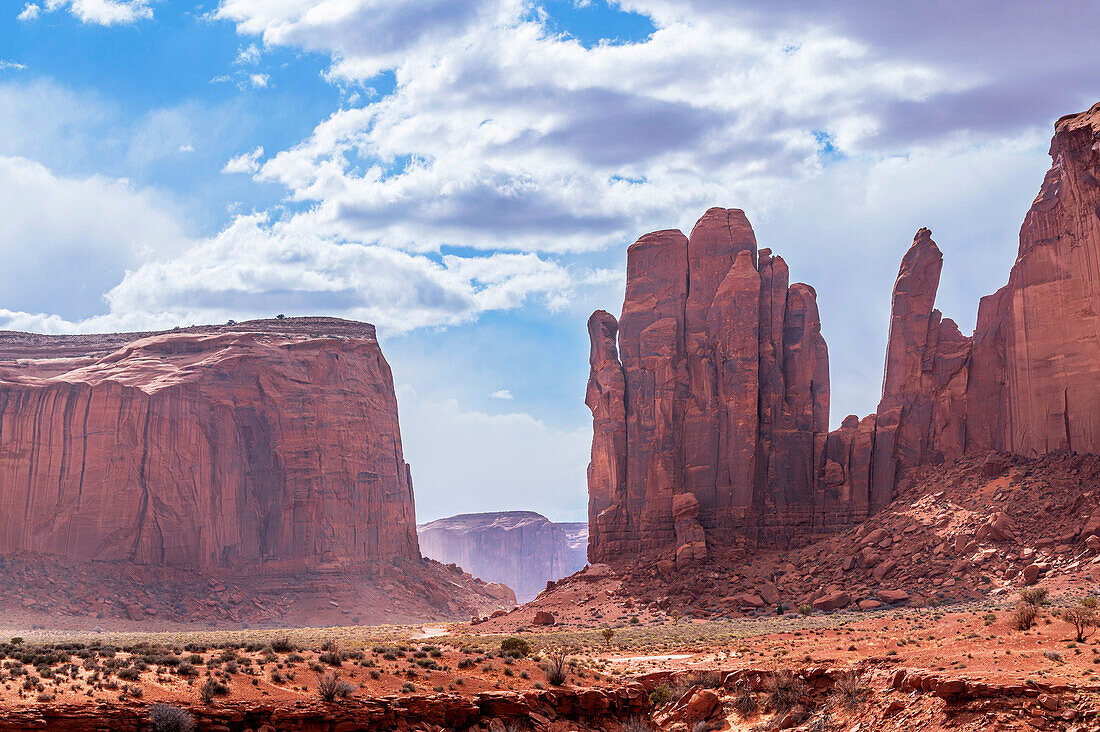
top-left (2, 0), bottom-right (1099, 522)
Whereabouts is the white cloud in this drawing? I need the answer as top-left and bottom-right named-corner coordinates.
top-left (248, 73), bottom-right (269, 89)
top-left (235, 43), bottom-right (261, 66)
top-left (0, 155), bottom-right (192, 321)
top-left (0, 210), bottom-right (585, 335)
top-left (214, 1), bottom-right (967, 256)
top-left (222, 145), bottom-right (264, 174)
top-left (489, 389), bottom-right (514, 400)
top-left (0, 61), bottom-right (27, 71)
top-left (397, 386), bottom-right (590, 522)
top-left (17, 4), bottom-right (40, 20)
top-left (39, 0), bottom-right (153, 25)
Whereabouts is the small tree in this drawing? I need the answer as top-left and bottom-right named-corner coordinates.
top-left (1062, 607), bottom-right (1098, 642)
top-left (1019, 587), bottom-right (1048, 606)
top-left (601, 627), bottom-right (615, 650)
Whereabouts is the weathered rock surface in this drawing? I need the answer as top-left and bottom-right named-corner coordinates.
top-left (587, 102), bottom-right (1100, 564)
top-left (418, 511), bottom-right (587, 602)
top-left (868, 101), bottom-right (1100, 504)
top-left (0, 317), bottom-right (420, 570)
top-left (586, 209), bottom-right (837, 562)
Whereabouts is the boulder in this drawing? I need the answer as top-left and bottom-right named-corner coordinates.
top-left (877, 589), bottom-right (910, 604)
top-left (1022, 563), bottom-right (1042, 586)
top-left (812, 591), bottom-right (851, 611)
top-left (532, 611), bottom-right (556, 626)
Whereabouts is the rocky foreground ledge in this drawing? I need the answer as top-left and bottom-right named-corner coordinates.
top-left (0, 685), bottom-right (649, 732)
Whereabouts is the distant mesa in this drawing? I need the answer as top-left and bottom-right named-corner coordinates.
top-left (585, 101), bottom-right (1100, 566)
top-left (418, 511), bottom-right (588, 602)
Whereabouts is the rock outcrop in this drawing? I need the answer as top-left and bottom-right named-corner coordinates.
top-left (0, 317), bottom-right (420, 570)
top-left (587, 102), bottom-right (1100, 564)
top-left (586, 208), bottom-right (835, 563)
top-left (867, 101), bottom-right (1100, 503)
top-left (418, 511), bottom-right (588, 602)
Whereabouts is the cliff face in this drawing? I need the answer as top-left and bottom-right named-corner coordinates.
top-left (587, 102), bottom-right (1100, 564)
top-left (586, 208), bottom-right (836, 564)
top-left (0, 317), bottom-right (420, 570)
top-left (417, 511), bottom-right (587, 602)
top-left (865, 101), bottom-right (1100, 503)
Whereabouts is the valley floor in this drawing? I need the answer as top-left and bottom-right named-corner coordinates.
top-left (1, 596), bottom-right (1098, 731)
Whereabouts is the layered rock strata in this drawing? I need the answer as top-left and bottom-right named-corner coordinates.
top-left (0, 317), bottom-right (420, 570)
top-left (418, 511), bottom-right (587, 602)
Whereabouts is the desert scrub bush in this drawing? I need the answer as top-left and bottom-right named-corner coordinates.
top-left (319, 651), bottom-right (342, 667)
top-left (648, 683), bottom-right (672, 707)
top-left (316, 672), bottom-right (355, 702)
top-left (1012, 602), bottom-right (1039, 631)
top-left (764, 671), bottom-right (808, 713)
top-left (1062, 606), bottom-right (1098, 642)
top-left (149, 703), bottom-right (195, 732)
top-left (623, 718), bottom-right (653, 732)
top-left (798, 604), bottom-right (813, 617)
top-left (199, 677), bottom-right (229, 704)
top-left (117, 667), bottom-right (140, 681)
top-left (1020, 587), bottom-right (1048, 606)
top-left (270, 637), bottom-right (295, 653)
top-left (500, 637), bottom-right (530, 658)
top-left (542, 645), bottom-right (570, 686)
top-left (831, 670), bottom-right (866, 710)
top-left (731, 685), bottom-right (757, 719)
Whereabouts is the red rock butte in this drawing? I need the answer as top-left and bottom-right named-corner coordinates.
top-left (587, 101), bottom-right (1100, 565)
top-left (0, 316), bottom-right (421, 571)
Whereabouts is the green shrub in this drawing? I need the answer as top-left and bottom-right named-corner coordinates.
top-left (500, 637), bottom-right (530, 658)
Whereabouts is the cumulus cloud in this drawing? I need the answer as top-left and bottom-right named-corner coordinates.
top-left (490, 389), bottom-right (514, 400)
top-left (213, 0), bottom-right (970, 256)
top-left (0, 210), bottom-right (587, 335)
top-left (222, 146), bottom-right (265, 174)
top-left (397, 386), bottom-right (590, 522)
top-left (34, 0), bottom-right (154, 25)
top-left (0, 155), bottom-right (192, 322)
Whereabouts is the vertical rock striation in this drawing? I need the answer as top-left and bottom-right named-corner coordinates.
top-left (0, 318), bottom-right (420, 570)
top-left (587, 101), bottom-right (1100, 564)
top-left (586, 208), bottom-right (834, 563)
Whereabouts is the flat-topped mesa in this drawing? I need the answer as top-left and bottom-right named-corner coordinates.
top-left (418, 511), bottom-right (587, 603)
top-left (0, 317), bottom-right (420, 570)
top-left (587, 208), bottom-right (843, 564)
